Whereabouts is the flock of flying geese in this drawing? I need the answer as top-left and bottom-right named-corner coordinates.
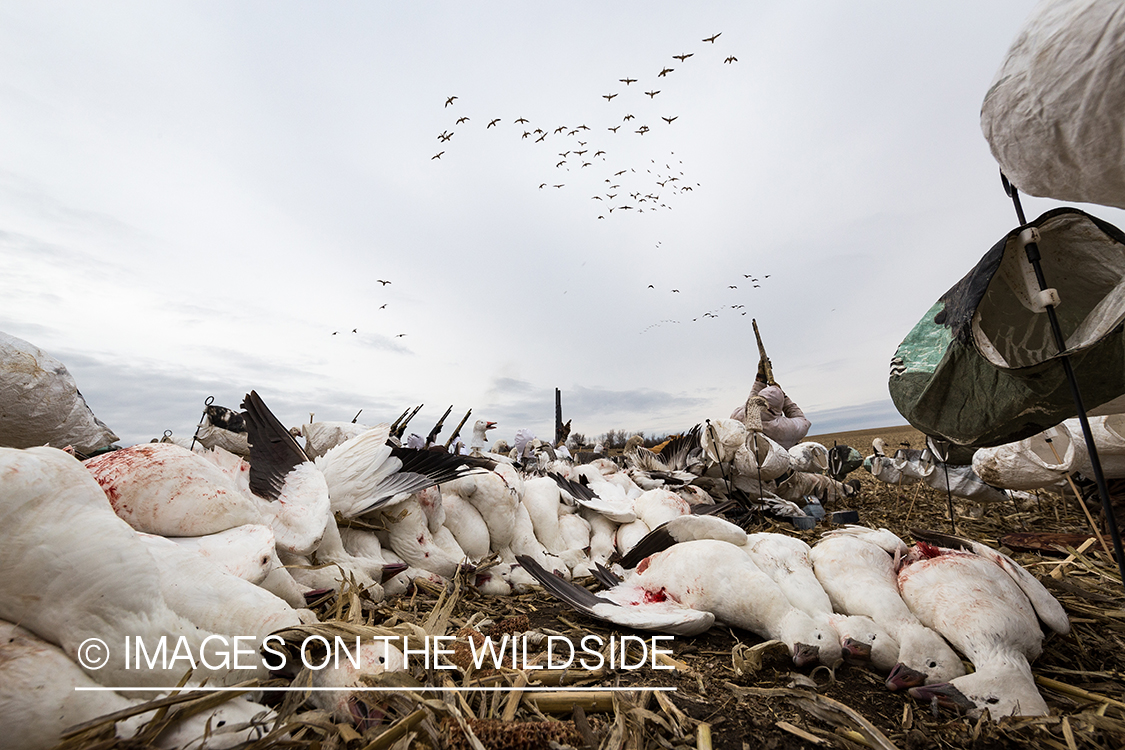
top-left (0, 391), bottom-right (1073, 746)
top-left (640, 272), bottom-right (772, 333)
top-left (430, 33), bottom-right (735, 219)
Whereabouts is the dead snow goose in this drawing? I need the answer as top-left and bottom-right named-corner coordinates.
top-left (901, 530), bottom-right (1069, 718)
top-left (809, 526), bottom-right (965, 689)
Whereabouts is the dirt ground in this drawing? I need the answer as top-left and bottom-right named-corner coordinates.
top-left (63, 424), bottom-right (1125, 750)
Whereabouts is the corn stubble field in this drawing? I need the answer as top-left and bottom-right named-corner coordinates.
top-left (61, 425), bottom-right (1125, 750)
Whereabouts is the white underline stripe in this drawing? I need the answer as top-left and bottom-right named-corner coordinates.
top-left (74, 686), bottom-right (676, 692)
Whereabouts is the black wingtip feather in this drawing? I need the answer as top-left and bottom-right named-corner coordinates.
top-left (241, 390), bottom-right (309, 501)
top-left (591, 563), bottom-right (623, 590)
top-left (515, 555), bottom-right (614, 612)
top-left (618, 524), bottom-right (679, 570)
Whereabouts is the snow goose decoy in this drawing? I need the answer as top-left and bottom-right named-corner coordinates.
top-left (809, 525), bottom-right (965, 689)
top-left (193, 401), bottom-right (251, 456)
top-left (901, 529), bottom-right (1069, 718)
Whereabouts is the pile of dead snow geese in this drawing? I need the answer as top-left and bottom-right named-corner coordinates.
top-left (0, 390), bottom-right (1073, 748)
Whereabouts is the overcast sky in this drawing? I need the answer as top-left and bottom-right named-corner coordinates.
top-left (2, 1), bottom-right (1114, 448)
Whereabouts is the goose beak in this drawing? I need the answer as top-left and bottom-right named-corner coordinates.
top-left (380, 563), bottom-right (409, 584)
top-left (486, 422), bottom-right (497, 431)
top-left (842, 637), bottom-right (872, 662)
top-left (791, 642), bottom-right (820, 668)
top-left (886, 662), bottom-right (927, 691)
top-left (908, 682), bottom-right (974, 711)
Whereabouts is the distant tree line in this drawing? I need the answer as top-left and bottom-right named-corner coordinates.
top-left (569, 430), bottom-right (672, 450)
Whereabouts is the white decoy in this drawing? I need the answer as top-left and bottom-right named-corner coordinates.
top-left (298, 419), bottom-right (371, 459)
top-left (809, 526), bottom-right (965, 689)
top-left (900, 531), bottom-right (1070, 718)
top-left (0, 446), bottom-right (292, 688)
top-left (523, 538), bottom-right (840, 666)
top-left (469, 419), bottom-right (498, 456)
top-left (193, 402), bottom-right (251, 457)
top-left (0, 621), bottom-right (275, 750)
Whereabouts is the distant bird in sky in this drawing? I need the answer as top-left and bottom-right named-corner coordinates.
top-left (648, 284), bottom-right (654, 288)
top-left (396, 333), bottom-right (406, 337)
top-left (536, 133), bottom-right (547, 142)
top-left (487, 118), bottom-right (500, 128)
top-left (556, 161), bottom-right (566, 168)
top-left (620, 77), bottom-right (637, 85)
top-left (608, 125), bottom-right (620, 133)
top-left (514, 117), bottom-right (529, 124)
top-left (662, 116), bottom-right (678, 124)
top-left (658, 67), bottom-right (674, 77)
top-left (623, 114), bottom-right (634, 121)
top-left (351, 329), bottom-right (357, 333)
top-left (673, 53), bottom-right (693, 61)
top-left (729, 285), bottom-right (737, 289)
top-left (703, 33), bottom-right (721, 43)
top-left (645, 90), bottom-right (660, 98)
top-left (539, 183), bottom-right (546, 189)
top-left (553, 184), bottom-right (564, 188)
top-left (554, 126), bottom-right (566, 134)
top-left (603, 93), bottom-right (617, 101)
top-left (431, 152), bottom-right (444, 160)
top-left (456, 116), bottom-right (469, 124)
top-left (438, 131), bottom-right (452, 142)
top-left (754, 284), bottom-right (761, 288)
top-left (377, 280), bottom-right (391, 286)
top-left (671, 289), bottom-right (680, 293)
top-left (379, 304), bottom-right (387, 309)
top-left (724, 56), bottom-right (738, 64)
top-left (445, 96), bottom-right (457, 107)
top-left (765, 274), bottom-right (771, 278)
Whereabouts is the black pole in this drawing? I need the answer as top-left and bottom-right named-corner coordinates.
top-left (189, 395), bottom-right (215, 452)
top-left (1003, 174), bottom-right (1125, 586)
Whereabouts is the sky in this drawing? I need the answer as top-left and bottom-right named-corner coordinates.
top-left (2, 0), bottom-right (1116, 448)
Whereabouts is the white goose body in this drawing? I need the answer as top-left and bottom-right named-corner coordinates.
top-left (522, 539), bottom-right (839, 665)
top-left (0, 621), bottom-right (274, 750)
top-left (809, 527), bottom-right (965, 688)
top-left (0, 446), bottom-right (285, 688)
top-left (442, 467), bottom-right (520, 550)
top-left (84, 442), bottom-right (263, 536)
top-left (375, 495), bottom-right (463, 579)
top-left (900, 534), bottom-right (1070, 717)
top-left (521, 476), bottom-right (566, 553)
top-left (439, 490), bottom-right (492, 560)
top-left (163, 523), bottom-right (277, 584)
